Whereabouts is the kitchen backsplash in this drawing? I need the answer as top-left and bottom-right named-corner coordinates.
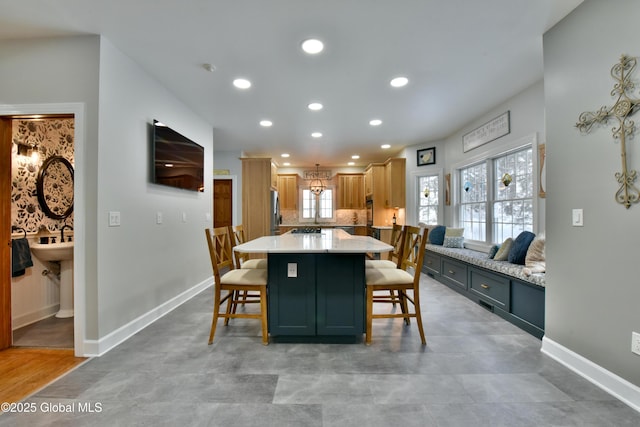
top-left (281, 208), bottom-right (366, 225)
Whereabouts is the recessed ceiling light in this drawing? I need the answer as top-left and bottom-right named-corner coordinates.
top-left (301, 38), bottom-right (324, 54)
top-left (369, 119), bottom-right (382, 126)
top-left (351, 155), bottom-right (360, 160)
top-left (381, 144), bottom-right (391, 149)
top-left (233, 78), bottom-right (251, 89)
top-left (308, 102), bottom-right (323, 111)
top-left (281, 153), bottom-right (290, 158)
top-left (260, 120), bottom-right (273, 127)
top-left (390, 76), bottom-right (408, 87)
top-left (311, 132), bottom-right (322, 138)
top-left (348, 162), bottom-right (355, 166)
top-left (283, 162), bottom-right (291, 166)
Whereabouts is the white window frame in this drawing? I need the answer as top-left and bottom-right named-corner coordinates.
top-left (299, 186), bottom-right (336, 223)
top-left (451, 133), bottom-right (539, 250)
top-left (416, 173), bottom-right (441, 226)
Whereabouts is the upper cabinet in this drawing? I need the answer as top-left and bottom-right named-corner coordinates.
top-left (384, 158), bottom-right (405, 208)
top-left (337, 173), bottom-right (365, 209)
top-left (277, 174), bottom-right (299, 210)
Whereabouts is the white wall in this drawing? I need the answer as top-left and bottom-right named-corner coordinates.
top-left (544, 0), bottom-right (640, 388)
top-left (403, 80), bottom-right (546, 232)
top-left (1, 35), bottom-right (214, 353)
top-left (96, 37), bottom-right (213, 338)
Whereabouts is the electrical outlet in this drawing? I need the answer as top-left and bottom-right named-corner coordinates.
top-left (632, 332), bottom-right (640, 356)
top-left (287, 263), bottom-right (297, 278)
top-left (108, 211), bottom-right (121, 227)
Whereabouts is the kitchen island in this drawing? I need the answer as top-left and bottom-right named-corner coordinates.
top-left (233, 229), bottom-right (392, 342)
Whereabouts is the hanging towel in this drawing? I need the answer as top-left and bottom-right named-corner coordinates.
top-left (11, 238), bottom-right (33, 277)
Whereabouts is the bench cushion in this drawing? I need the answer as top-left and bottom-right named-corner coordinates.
top-left (425, 243), bottom-right (545, 287)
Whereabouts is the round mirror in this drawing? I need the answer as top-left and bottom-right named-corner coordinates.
top-left (36, 156), bottom-right (74, 219)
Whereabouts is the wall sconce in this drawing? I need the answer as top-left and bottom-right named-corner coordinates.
top-left (16, 142), bottom-right (40, 163)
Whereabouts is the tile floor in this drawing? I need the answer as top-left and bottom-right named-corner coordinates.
top-left (12, 316), bottom-right (74, 349)
top-left (1, 275), bottom-right (639, 426)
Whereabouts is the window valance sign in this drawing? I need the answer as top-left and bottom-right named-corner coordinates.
top-left (463, 111), bottom-right (510, 152)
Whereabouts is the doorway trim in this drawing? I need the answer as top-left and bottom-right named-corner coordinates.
top-left (0, 103), bottom-right (86, 357)
top-left (213, 174), bottom-right (238, 226)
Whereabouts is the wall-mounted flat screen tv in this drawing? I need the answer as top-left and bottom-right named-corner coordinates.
top-left (152, 120), bottom-right (204, 192)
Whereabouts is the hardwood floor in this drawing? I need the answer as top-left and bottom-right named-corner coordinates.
top-left (0, 348), bottom-right (86, 406)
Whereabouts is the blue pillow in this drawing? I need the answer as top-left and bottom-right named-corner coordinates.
top-left (488, 244), bottom-right (500, 259)
top-left (508, 231), bottom-right (536, 265)
top-left (428, 225), bottom-right (446, 245)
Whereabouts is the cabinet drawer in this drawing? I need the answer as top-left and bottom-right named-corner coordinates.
top-left (470, 269), bottom-right (509, 309)
top-left (442, 258), bottom-right (467, 289)
top-left (423, 252), bottom-right (441, 275)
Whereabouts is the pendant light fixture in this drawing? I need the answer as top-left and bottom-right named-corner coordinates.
top-left (309, 164), bottom-right (326, 196)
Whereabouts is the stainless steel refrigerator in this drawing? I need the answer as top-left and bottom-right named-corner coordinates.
top-left (270, 190), bottom-right (281, 235)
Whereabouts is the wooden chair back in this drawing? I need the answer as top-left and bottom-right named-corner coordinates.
top-left (229, 224), bottom-right (249, 268)
top-left (204, 227), bottom-right (235, 282)
top-left (398, 225), bottom-right (429, 280)
top-left (385, 224), bottom-right (405, 266)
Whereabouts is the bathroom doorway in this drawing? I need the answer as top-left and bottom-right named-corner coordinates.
top-left (1, 103), bottom-right (85, 356)
top-left (6, 114), bottom-right (75, 349)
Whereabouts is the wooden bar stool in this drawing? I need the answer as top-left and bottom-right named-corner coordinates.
top-left (204, 227), bottom-right (269, 345)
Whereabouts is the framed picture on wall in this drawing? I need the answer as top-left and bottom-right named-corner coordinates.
top-left (417, 147), bottom-right (436, 166)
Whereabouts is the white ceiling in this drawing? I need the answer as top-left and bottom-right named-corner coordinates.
top-left (0, 0), bottom-right (582, 167)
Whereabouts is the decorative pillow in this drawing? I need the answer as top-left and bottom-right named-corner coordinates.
top-left (493, 238), bottom-right (513, 261)
top-left (523, 233), bottom-right (546, 276)
top-left (444, 227), bottom-right (464, 238)
top-left (488, 244), bottom-right (500, 259)
top-left (508, 231), bottom-right (536, 265)
top-left (443, 236), bottom-right (464, 248)
top-left (428, 225), bottom-right (447, 245)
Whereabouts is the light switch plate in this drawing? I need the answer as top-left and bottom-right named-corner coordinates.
top-left (572, 209), bottom-right (584, 226)
top-left (156, 211), bottom-right (163, 224)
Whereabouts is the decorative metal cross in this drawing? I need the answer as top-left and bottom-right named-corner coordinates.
top-left (576, 54), bottom-right (640, 209)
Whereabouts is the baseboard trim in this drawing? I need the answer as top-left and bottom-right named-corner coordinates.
top-left (12, 304), bottom-right (60, 330)
top-left (541, 336), bottom-right (640, 413)
top-left (82, 278), bottom-right (213, 357)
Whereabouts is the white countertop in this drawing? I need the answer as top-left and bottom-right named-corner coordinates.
top-left (234, 228), bottom-right (393, 254)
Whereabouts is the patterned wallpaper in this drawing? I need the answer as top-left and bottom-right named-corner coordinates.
top-left (11, 118), bottom-right (75, 233)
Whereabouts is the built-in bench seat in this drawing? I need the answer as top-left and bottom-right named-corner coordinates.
top-left (423, 243), bottom-right (545, 339)
top-left (424, 244), bottom-right (546, 287)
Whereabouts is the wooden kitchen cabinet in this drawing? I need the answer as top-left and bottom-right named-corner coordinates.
top-left (242, 158), bottom-right (274, 241)
top-left (337, 173), bottom-right (365, 209)
top-left (384, 158), bottom-right (405, 208)
top-left (277, 174), bottom-right (299, 210)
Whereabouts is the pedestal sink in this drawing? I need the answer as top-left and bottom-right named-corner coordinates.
top-left (30, 241), bottom-right (74, 318)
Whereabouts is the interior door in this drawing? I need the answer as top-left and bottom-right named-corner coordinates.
top-left (213, 179), bottom-right (233, 228)
top-left (0, 117), bottom-right (12, 349)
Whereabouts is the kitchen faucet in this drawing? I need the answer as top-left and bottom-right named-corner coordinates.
top-left (60, 224), bottom-right (73, 242)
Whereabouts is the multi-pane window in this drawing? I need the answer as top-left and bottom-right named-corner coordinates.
top-left (458, 146), bottom-right (533, 243)
top-left (417, 175), bottom-right (439, 225)
top-left (493, 149), bottom-right (533, 242)
top-left (460, 162), bottom-right (487, 242)
top-left (301, 188), bottom-right (334, 220)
